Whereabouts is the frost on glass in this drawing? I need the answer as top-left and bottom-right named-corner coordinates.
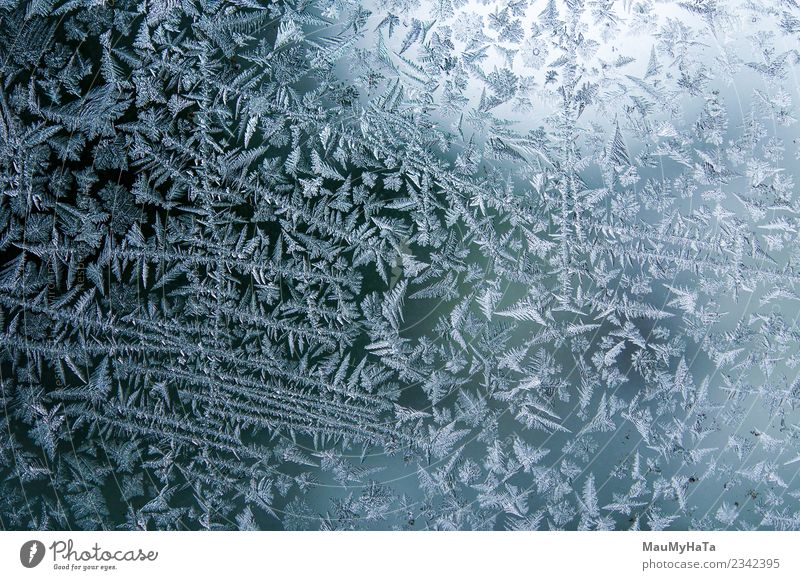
top-left (1, 0), bottom-right (799, 530)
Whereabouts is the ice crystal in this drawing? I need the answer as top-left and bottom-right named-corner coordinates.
top-left (1, 0), bottom-right (799, 530)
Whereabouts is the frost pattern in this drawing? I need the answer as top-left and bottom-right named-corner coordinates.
top-left (1, 0), bottom-right (800, 530)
